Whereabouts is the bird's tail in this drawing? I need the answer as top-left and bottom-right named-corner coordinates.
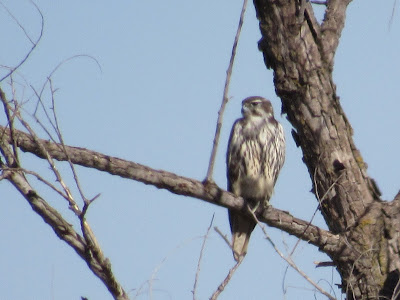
top-left (228, 210), bottom-right (256, 261)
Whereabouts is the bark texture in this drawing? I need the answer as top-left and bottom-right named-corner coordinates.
top-left (253, 0), bottom-right (400, 298)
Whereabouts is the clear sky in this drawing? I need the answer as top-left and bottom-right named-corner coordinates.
top-left (1, 1), bottom-right (399, 299)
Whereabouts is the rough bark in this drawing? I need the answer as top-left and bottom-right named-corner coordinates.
top-left (253, 0), bottom-right (400, 298)
top-left (0, 125), bottom-right (339, 253)
top-left (0, 131), bottom-right (129, 300)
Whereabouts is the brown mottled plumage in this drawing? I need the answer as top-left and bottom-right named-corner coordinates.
top-left (227, 96), bottom-right (285, 261)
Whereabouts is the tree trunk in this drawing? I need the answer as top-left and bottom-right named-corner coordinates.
top-left (253, 0), bottom-right (400, 298)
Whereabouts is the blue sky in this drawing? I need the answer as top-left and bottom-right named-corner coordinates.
top-left (0, 1), bottom-right (399, 299)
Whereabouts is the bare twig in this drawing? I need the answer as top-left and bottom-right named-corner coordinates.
top-left (145, 236), bottom-right (201, 300)
top-left (2, 168), bottom-right (129, 300)
top-left (209, 257), bottom-right (243, 300)
top-left (214, 227), bottom-right (234, 250)
top-left (16, 112), bottom-right (82, 215)
top-left (2, 84), bottom-right (82, 215)
top-left (1, 86), bottom-right (128, 300)
top-left (81, 193), bottom-right (101, 217)
top-left (12, 167), bottom-right (69, 200)
top-left (248, 207), bottom-right (336, 300)
top-left (1, 88), bottom-right (81, 215)
top-left (388, 0), bottom-right (398, 31)
top-left (48, 77), bottom-right (89, 203)
top-left (205, 0), bottom-right (249, 182)
top-left (316, 278), bottom-right (338, 300)
top-left (192, 214), bottom-right (215, 300)
top-left (0, 1), bottom-right (35, 44)
top-left (32, 54), bottom-right (101, 118)
top-left (214, 226), bottom-right (241, 260)
top-left (209, 225), bottom-right (244, 299)
top-left (0, 0), bottom-right (44, 82)
top-left (289, 168), bottom-right (344, 257)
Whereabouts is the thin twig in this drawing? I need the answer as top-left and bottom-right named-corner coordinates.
top-left (30, 84), bottom-right (59, 138)
top-left (0, 1), bottom-right (35, 44)
top-left (0, 0), bottom-right (44, 82)
top-left (209, 257), bottom-right (243, 300)
top-left (214, 226), bottom-right (241, 259)
top-left (214, 227), bottom-right (233, 249)
top-left (193, 214), bottom-right (215, 300)
top-left (209, 226), bottom-right (243, 299)
top-left (388, 0), bottom-right (398, 31)
top-left (2, 82), bottom-right (82, 215)
top-left (12, 167), bottom-right (69, 200)
top-left (205, 0), bottom-right (249, 182)
top-left (316, 278), bottom-right (338, 300)
top-left (48, 77), bottom-right (89, 203)
top-left (289, 166), bottom-right (344, 257)
top-left (248, 207), bottom-right (336, 300)
top-left (13, 105), bottom-right (81, 215)
top-left (146, 236), bottom-right (201, 300)
top-left (32, 54), bottom-right (101, 120)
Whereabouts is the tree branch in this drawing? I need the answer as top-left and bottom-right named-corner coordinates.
top-left (0, 125), bottom-right (340, 255)
top-left (0, 116), bottom-right (128, 300)
top-left (2, 167), bottom-right (129, 300)
top-left (320, 0), bottom-right (352, 67)
top-left (205, 0), bottom-right (248, 182)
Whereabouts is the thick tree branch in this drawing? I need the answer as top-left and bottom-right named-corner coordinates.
top-left (0, 125), bottom-right (340, 255)
top-left (320, 0), bottom-right (352, 67)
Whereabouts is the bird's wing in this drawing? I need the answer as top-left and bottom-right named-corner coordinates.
top-left (226, 119), bottom-right (244, 193)
top-left (260, 121), bottom-right (286, 186)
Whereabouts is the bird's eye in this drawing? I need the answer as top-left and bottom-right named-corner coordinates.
top-left (251, 102), bottom-right (260, 106)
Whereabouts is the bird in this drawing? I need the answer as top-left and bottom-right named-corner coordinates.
top-left (226, 96), bottom-right (285, 261)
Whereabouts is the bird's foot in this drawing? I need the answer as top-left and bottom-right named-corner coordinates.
top-left (263, 201), bottom-right (271, 209)
top-left (248, 201), bottom-right (260, 214)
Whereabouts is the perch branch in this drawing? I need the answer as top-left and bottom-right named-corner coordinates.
top-left (0, 125), bottom-right (341, 255)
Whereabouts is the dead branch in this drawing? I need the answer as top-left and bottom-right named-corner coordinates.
top-left (2, 166), bottom-right (129, 300)
top-left (0, 124), bottom-right (341, 255)
top-left (0, 85), bottom-right (128, 300)
top-left (209, 258), bottom-right (243, 300)
top-left (192, 214), bottom-right (215, 300)
top-left (248, 208), bottom-right (336, 300)
top-left (205, 0), bottom-right (248, 182)
top-left (0, 1), bottom-right (44, 82)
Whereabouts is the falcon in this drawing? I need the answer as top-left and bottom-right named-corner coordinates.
top-left (227, 96), bottom-right (285, 261)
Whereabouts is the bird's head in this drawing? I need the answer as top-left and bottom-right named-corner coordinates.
top-left (241, 96), bottom-right (274, 119)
